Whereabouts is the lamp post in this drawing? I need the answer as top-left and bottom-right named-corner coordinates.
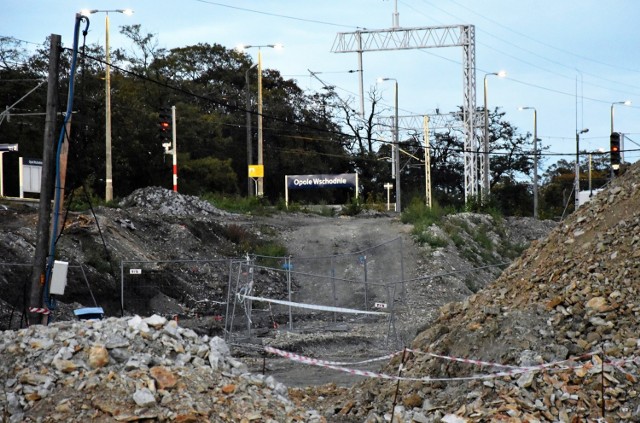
top-left (378, 77), bottom-right (400, 212)
top-left (519, 106), bottom-right (538, 219)
top-left (575, 128), bottom-right (589, 211)
top-left (611, 100), bottom-right (631, 162)
top-left (81, 9), bottom-right (133, 202)
top-left (611, 100), bottom-right (631, 134)
top-left (482, 71), bottom-right (506, 198)
top-left (237, 44), bottom-right (282, 197)
top-left (245, 63), bottom-right (258, 196)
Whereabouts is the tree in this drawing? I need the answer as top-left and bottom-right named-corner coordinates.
top-left (539, 152), bottom-right (610, 219)
top-left (325, 84), bottom-right (396, 200)
top-left (428, 106), bottom-right (540, 213)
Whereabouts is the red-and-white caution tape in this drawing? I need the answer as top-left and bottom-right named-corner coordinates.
top-left (264, 346), bottom-right (540, 382)
top-left (406, 348), bottom-right (597, 372)
top-left (28, 307), bottom-right (51, 315)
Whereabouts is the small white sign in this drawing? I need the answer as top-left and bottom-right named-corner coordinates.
top-left (129, 269), bottom-right (142, 275)
top-left (374, 302), bottom-right (387, 309)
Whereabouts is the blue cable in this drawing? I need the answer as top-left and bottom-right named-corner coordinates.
top-left (43, 14), bottom-right (90, 314)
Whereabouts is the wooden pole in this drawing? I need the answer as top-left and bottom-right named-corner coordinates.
top-left (28, 34), bottom-right (61, 325)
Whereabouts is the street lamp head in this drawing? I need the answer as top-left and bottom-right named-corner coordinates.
top-left (80, 9), bottom-right (134, 16)
top-left (377, 77), bottom-right (397, 83)
top-left (579, 128), bottom-right (589, 134)
top-left (518, 106), bottom-right (535, 111)
top-left (486, 70), bottom-right (507, 79)
top-left (237, 44), bottom-right (283, 52)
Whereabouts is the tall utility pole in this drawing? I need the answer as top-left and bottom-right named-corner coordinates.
top-left (237, 44), bottom-right (282, 197)
top-left (575, 128), bottom-right (588, 211)
top-left (393, 81), bottom-right (400, 212)
top-left (80, 9), bottom-right (133, 202)
top-left (257, 49), bottom-right (264, 197)
top-left (29, 34), bottom-right (61, 324)
top-left (105, 12), bottom-right (113, 202)
top-left (423, 116), bottom-right (431, 208)
top-left (245, 63), bottom-right (257, 196)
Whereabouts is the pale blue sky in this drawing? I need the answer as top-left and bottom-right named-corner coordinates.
top-left (3, 0), bottom-right (640, 168)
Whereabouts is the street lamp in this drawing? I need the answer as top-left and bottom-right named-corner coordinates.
top-left (575, 128), bottom-right (589, 211)
top-left (519, 106), bottom-right (538, 219)
top-left (611, 100), bottom-right (631, 134)
top-left (237, 44), bottom-right (283, 197)
top-left (483, 70), bottom-right (506, 198)
top-left (378, 77), bottom-right (400, 212)
top-left (611, 100), bottom-right (631, 162)
top-left (80, 9), bottom-right (134, 202)
top-left (245, 63), bottom-right (258, 196)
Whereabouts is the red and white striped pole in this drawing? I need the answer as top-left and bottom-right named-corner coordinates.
top-left (171, 105), bottom-right (178, 192)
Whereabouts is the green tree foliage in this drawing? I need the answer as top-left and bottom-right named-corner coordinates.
top-left (180, 156), bottom-right (237, 195)
top-left (428, 107), bottom-right (540, 213)
top-left (0, 29), bottom-right (350, 202)
top-left (0, 31), bottom-right (565, 218)
top-left (539, 153), bottom-right (610, 219)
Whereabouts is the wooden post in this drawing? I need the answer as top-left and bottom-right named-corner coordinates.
top-left (28, 34), bottom-right (61, 325)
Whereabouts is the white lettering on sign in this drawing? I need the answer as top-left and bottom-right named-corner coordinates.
top-left (293, 177), bottom-right (348, 187)
top-left (129, 269), bottom-right (142, 275)
top-left (374, 302), bottom-right (387, 309)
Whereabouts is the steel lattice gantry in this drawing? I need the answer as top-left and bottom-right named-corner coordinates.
top-left (332, 24), bottom-right (479, 202)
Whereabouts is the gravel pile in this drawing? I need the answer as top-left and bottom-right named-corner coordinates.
top-left (118, 186), bottom-right (230, 217)
top-left (0, 314), bottom-right (323, 422)
top-left (306, 162), bottom-right (640, 421)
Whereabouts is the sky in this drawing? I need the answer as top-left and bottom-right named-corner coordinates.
top-left (3, 0), bottom-right (640, 171)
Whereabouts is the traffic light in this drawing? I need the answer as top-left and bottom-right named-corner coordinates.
top-left (159, 107), bottom-right (171, 144)
top-left (610, 131), bottom-right (621, 173)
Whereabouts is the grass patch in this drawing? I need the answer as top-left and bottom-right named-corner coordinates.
top-left (402, 198), bottom-right (453, 246)
top-left (472, 224), bottom-right (493, 251)
top-left (254, 241), bottom-right (288, 267)
top-left (341, 197), bottom-right (363, 216)
top-left (414, 231), bottom-right (449, 248)
top-left (203, 193), bottom-right (271, 215)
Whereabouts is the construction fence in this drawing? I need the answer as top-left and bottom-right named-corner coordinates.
top-left (224, 237), bottom-right (406, 344)
top-left (1, 237), bottom-right (406, 343)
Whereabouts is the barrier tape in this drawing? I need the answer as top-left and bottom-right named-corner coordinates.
top-left (265, 347), bottom-right (402, 366)
top-left (28, 307), bottom-right (51, 315)
top-left (265, 345), bottom-right (637, 383)
top-left (406, 348), bottom-right (597, 372)
top-left (238, 294), bottom-right (389, 316)
top-left (264, 346), bottom-right (540, 382)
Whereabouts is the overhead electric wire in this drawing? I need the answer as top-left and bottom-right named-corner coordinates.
top-left (191, 0), bottom-right (356, 29)
top-left (405, 0), bottom-right (640, 97)
top-left (73, 49), bottom-right (591, 164)
top-left (444, 0), bottom-right (640, 75)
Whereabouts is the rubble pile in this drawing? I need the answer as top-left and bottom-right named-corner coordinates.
top-left (119, 186), bottom-right (230, 217)
top-left (0, 315), bottom-right (323, 422)
top-left (308, 162), bottom-right (640, 421)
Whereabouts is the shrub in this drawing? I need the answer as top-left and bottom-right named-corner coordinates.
top-left (341, 197), bottom-right (363, 216)
top-left (413, 231), bottom-right (448, 248)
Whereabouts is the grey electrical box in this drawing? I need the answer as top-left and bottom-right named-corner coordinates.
top-left (49, 260), bottom-right (68, 295)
